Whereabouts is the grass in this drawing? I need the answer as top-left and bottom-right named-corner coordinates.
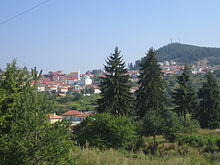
top-left (72, 129), bottom-right (220, 165)
top-left (73, 147), bottom-right (218, 165)
top-left (197, 129), bottom-right (220, 136)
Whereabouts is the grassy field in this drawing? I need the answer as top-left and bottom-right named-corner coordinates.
top-left (73, 147), bottom-right (220, 165)
top-left (72, 129), bottom-right (220, 165)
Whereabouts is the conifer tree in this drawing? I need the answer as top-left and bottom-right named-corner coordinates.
top-left (97, 47), bottom-right (134, 116)
top-left (172, 64), bottom-right (198, 122)
top-left (197, 72), bottom-right (220, 129)
top-left (135, 48), bottom-right (166, 119)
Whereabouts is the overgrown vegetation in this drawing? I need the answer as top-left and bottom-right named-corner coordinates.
top-left (73, 146), bottom-right (219, 165)
top-left (74, 113), bottom-right (137, 150)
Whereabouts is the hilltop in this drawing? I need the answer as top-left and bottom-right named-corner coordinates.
top-left (156, 43), bottom-right (220, 65)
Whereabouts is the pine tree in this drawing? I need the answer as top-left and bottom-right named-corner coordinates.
top-left (172, 64), bottom-right (198, 122)
top-left (197, 72), bottom-right (220, 129)
top-left (135, 48), bottom-right (166, 120)
top-left (97, 47), bottom-right (134, 116)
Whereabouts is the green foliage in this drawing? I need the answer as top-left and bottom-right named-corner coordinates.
top-left (139, 110), bottom-right (163, 138)
top-left (138, 109), bottom-right (181, 145)
top-left (156, 43), bottom-right (220, 65)
top-left (0, 60), bottom-right (31, 134)
top-left (48, 93), bottom-right (99, 114)
top-left (197, 72), bottom-right (220, 129)
top-left (68, 94), bottom-right (99, 111)
top-left (138, 110), bottom-right (164, 152)
top-left (162, 110), bottom-right (182, 142)
top-left (181, 118), bottom-right (200, 134)
top-left (73, 146), bottom-right (214, 165)
top-left (135, 48), bottom-right (167, 119)
top-left (0, 61), bottom-right (75, 165)
top-left (177, 134), bottom-right (220, 148)
top-left (214, 69), bottom-right (220, 77)
top-left (74, 113), bottom-right (137, 150)
top-left (97, 47), bottom-right (134, 116)
top-left (172, 64), bottom-right (198, 122)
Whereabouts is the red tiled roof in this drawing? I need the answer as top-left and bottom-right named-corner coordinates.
top-left (37, 84), bottom-right (45, 87)
top-left (75, 113), bottom-right (90, 117)
top-left (59, 84), bottom-right (70, 86)
top-left (62, 110), bottom-right (82, 116)
top-left (65, 74), bottom-right (77, 77)
top-left (58, 87), bottom-right (68, 89)
top-left (73, 89), bottom-right (81, 91)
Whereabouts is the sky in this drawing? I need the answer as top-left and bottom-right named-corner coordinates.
top-left (1, 0), bottom-right (220, 73)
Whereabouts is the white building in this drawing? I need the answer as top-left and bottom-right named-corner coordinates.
top-left (79, 75), bottom-right (92, 85)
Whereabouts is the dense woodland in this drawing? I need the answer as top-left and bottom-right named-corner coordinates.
top-left (1, 47), bottom-right (220, 164)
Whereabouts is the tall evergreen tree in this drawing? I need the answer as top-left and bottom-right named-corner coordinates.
top-left (197, 72), bottom-right (220, 129)
top-left (135, 48), bottom-right (166, 119)
top-left (97, 47), bottom-right (134, 116)
top-left (172, 64), bottom-right (198, 122)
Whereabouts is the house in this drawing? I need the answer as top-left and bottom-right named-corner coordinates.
top-left (48, 113), bottom-right (63, 124)
top-left (61, 110), bottom-right (90, 125)
top-left (65, 73), bottom-right (78, 84)
top-left (74, 113), bottom-right (90, 122)
top-left (37, 84), bottom-right (45, 92)
top-left (57, 87), bottom-right (68, 94)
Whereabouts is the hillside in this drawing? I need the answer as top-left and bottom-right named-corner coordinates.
top-left (156, 43), bottom-right (220, 65)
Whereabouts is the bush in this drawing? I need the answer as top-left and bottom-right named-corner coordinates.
top-left (181, 118), bottom-right (200, 134)
top-left (163, 110), bottom-right (182, 142)
top-left (74, 113), bottom-right (137, 150)
top-left (178, 134), bottom-right (220, 148)
top-left (216, 139), bottom-right (220, 149)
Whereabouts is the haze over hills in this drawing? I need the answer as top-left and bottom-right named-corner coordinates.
top-left (156, 43), bottom-right (220, 65)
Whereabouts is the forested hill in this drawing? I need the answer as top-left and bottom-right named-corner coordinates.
top-left (156, 43), bottom-right (220, 65)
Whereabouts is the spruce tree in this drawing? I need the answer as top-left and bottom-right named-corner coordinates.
top-left (198, 72), bottom-right (220, 129)
top-left (172, 64), bottom-right (198, 122)
top-left (135, 48), bottom-right (166, 120)
top-left (97, 47), bottom-right (134, 116)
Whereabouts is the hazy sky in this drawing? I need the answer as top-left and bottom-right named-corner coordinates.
top-left (1, 0), bottom-right (220, 73)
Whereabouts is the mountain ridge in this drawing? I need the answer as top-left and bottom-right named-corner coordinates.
top-left (156, 43), bottom-right (220, 65)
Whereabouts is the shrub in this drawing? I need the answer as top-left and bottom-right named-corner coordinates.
top-left (74, 113), bottom-right (137, 150)
top-left (162, 110), bottom-right (182, 142)
top-left (177, 134), bottom-right (220, 148)
top-left (181, 118), bottom-right (200, 134)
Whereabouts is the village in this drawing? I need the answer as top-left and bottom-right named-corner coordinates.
top-left (44, 61), bottom-right (220, 126)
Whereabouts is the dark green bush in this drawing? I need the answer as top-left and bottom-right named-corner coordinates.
top-left (74, 113), bottom-right (137, 150)
top-left (216, 139), bottom-right (220, 149)
top-left (178, 135), bottom-right (220, 147)
top-left (181, 119), bottom-right (200, 134)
